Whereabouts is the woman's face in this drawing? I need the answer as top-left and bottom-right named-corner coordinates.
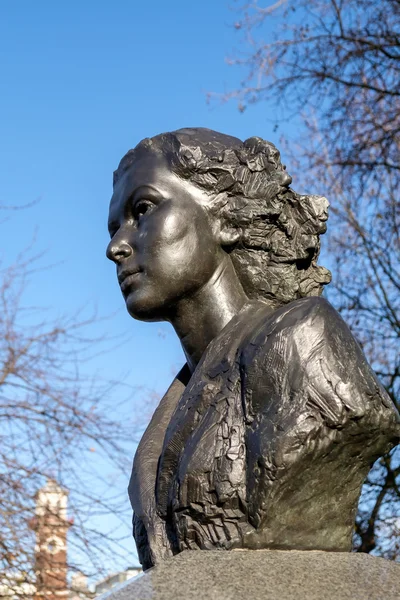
top-left (107, 148), bottom-right (224, 321)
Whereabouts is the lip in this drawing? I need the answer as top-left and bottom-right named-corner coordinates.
top-left (118, 269), bottom-right (142, 292)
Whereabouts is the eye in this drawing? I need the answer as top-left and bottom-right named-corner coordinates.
top-left (133, 199), bottom-right (155, 221)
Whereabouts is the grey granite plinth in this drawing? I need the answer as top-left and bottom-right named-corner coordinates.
top-left (97, 550), bottom-right (400, 600)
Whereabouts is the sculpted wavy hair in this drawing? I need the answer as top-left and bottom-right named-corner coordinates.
top-left (114, 128), bottom-right (332, 305)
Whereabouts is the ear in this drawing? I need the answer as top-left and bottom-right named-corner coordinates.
top-left (219, 226), bottom-right (240, 247)
top-left (208, 192), bottom-right (240, 247)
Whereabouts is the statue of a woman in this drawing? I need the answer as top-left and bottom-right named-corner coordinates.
top-left (107, 128), bottom-right (400, 570)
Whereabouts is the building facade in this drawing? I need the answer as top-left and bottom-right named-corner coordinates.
top-left (30, 479), bottom-right (72, 600)
top-left (1, 479), bottom-right (140, 599)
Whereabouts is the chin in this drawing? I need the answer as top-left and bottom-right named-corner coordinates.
top-left (125, 290), bottom-right (168, 323)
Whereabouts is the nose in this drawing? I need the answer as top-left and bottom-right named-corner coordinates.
top-left (106, 238), bottom-right (133, 263)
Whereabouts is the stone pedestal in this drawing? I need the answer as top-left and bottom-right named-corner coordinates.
top-left (97, 549), bottom-right (400, 600)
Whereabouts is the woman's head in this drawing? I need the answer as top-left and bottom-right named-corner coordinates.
top-left (112, 128), bottom-right (331, 308)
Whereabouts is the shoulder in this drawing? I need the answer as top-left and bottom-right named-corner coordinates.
top-left (268, 295), bottom-right (343, 330)
top-left (240, 296), bottom-right (379, 413)
top-left (242, 296), bottom-right (349, 361)
top-left (241, 295), bottom-right (370, 382)
top-left (241, 296), bottom-right (399, 426)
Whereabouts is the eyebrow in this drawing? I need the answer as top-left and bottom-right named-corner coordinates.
top-left (108, 184), bottom-right (163, 236)
top-left (130, 184), bottom-right (163, 202)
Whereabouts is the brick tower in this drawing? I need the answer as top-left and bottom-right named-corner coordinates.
top-left (31, 479), bottom-right (71, 600)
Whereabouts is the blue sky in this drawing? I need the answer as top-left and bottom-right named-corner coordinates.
top-left (0, 0), bottom-right (278, 390)
top-left (0, 0), bottom-right (292, 575)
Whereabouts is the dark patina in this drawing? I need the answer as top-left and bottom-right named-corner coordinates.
top-left (107, 128), bottom-right (400, 570)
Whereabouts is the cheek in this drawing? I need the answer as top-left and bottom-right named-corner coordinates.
top-left (161, 212), bottom-right (192, 244)
top-left (149, 211), bottom-right (213, 269)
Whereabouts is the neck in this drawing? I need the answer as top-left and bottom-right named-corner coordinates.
top-left (169, 257), bottom-right (248, 373)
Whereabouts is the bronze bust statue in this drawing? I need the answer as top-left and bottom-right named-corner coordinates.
top-left (106, 128), bottom-right (400, 570)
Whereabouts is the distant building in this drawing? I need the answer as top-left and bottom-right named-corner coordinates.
top-left (0, 573), bottom-right (36, 599)
top-left (69, 572), bottom-right (94, 600)
top-left (0, 479), bottom-right (140, 599)
top-left (94, 568), bottom-right (141, 596)
top-left (30, 479), bottom-right (73, 600)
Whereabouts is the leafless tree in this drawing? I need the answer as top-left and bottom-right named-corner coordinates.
top-left (217, 0), bottom-right (400, 558)
top-left (0, 212), bottom-right (147, 596)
